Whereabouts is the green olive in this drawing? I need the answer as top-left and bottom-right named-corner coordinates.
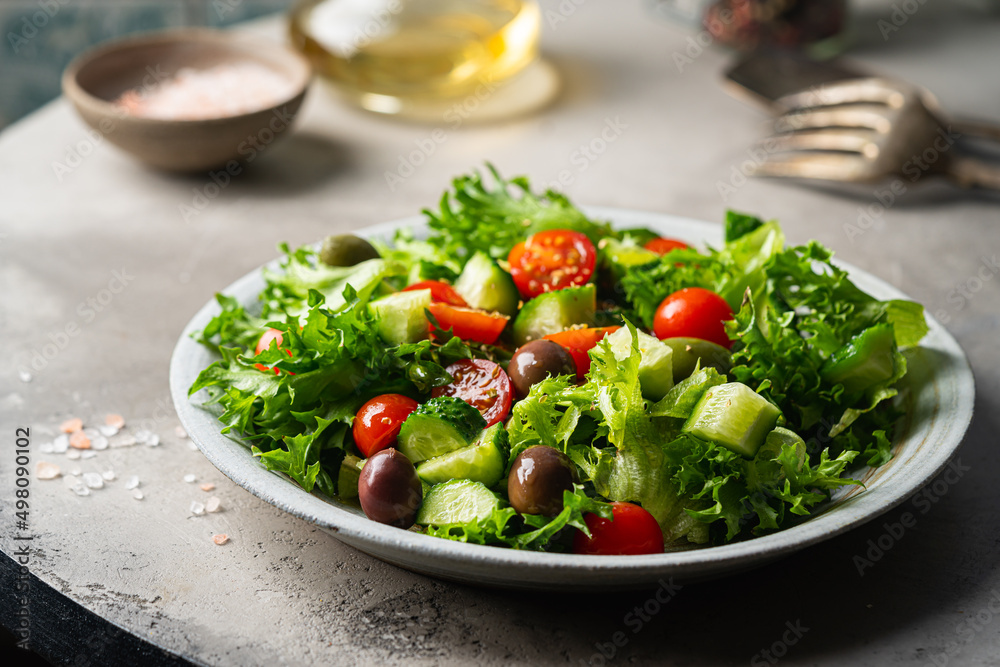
top-left (662, 337), bottom-right (732, 382)
top-left (319, 234), bottom-right (380, 267)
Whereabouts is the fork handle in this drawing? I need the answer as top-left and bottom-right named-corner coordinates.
top-left (948, 156), bottom-right (1000, 191)
top-left (952, 119), bottom-right (1000, 143)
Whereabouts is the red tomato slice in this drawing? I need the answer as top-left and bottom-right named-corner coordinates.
top-left (352, 394), bottom-right (419, 458)
top-left (254, 328), bottom-right (293, 375)
top-left (644, 237), bottom-right (690, 255)
top-left (403, 280), bottom-right (468, 307)
top-left (573, 502), bottom-right (664, 556)
top-left (426, 302), bottom-right (508, 345)
top-left (508, 229), bottom-right (597, 300)
top-left (431, 359), bottom-right (512, 427)
top-left (542, 326), bottom-right (621, 379)
top-left (652, 287), bottom-right (733, 350)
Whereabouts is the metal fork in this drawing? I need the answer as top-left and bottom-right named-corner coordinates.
top-left (750, 77), bottom-right (1000, 190)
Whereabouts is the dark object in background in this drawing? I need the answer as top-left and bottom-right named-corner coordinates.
top-left (724, 49), bottom-right (866, 112)
top-left (704, 0), bottom-right (848, 51)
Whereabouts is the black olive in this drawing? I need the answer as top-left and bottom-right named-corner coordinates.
top-left (319, 234), bottom-right (380, 267)
top-left (358, 448), bottom-right (422, 528)
top-left (507, 446), bottom-right (578, 516)
top-left (507, 339), bottom-right (576, 398)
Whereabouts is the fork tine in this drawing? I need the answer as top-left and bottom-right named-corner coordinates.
top-left (759, 128), bottom-right (879, 157)
top-left (778, 77), bottom-right (911, 111)
top-left (775, 106), bottom-right (893, 134)
top-left (750, 152), bottom-right (875, 182)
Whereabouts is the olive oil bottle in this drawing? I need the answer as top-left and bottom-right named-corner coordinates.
top-left (289, 0), bottom-right (541, 114)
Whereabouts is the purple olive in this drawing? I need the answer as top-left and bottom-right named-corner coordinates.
top-left (358, 448), bottom-right (422, 528)
top-left (507, 446), bottom-right (578, 516)
top-left (508, 340), bottom-right (576, 398)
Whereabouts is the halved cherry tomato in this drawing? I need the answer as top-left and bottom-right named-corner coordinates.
top-left (431, 359), bottom-right (512, 427)
top-left (403, 280), bottom-right (468, 307)
top-left (542, 326), bottom-right (621, 379)
top-left (652, 287), bottom-right (733, 350)
top-left (573, 502), bottom-right (664, 556)
top-left (254, 328), bottom-right (294, 375)
top-left (644, 237), bottom-right (690, 255)
top-left (508, 229), bottom-right (597, 300)
top-left (352, 394), bottom-right (419, 458)
top-left (427, 302), bottom-right (508, 345)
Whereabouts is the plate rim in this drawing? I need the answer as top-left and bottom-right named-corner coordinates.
top-left (169, 207), bottom-right (975, 587)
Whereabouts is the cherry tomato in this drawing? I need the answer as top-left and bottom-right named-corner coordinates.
top-left (508, 229), bottom-right (597, 299)
top-left (542, 326), bottom-right (621, 379)
top-left (431, 359), bottom-right (512, 427)
top-left (573, 502), bottom-right (664, 556)
top-left (644, 237), bottom-right (690, 255)
top-left (653, 287), bottom-right (734, 350)
top-left (403, 280), bottom-right (468, 307)
top-left (426, 302), bottom-right (509, 345)
top-left (352, 394), bottom-right (419, 458)
top-left (254, 328), bottom-right (293, 375)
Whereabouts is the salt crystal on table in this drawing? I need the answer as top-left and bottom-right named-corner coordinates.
top-left (212, 534), bottom-right (229, 545)
top-left (135, 429), bottom-right (153, 444)
top-left (91, 435), bottom-right (109, 451)
top-left (146, 434), bottom-right (161, 447)
top-left (66, 449), bottom-right (81, 460)
top-left (105, 413), bottom-right (125, 429)
top-left (101, 469), bottom-right (115, 481)
top-left (71, 467), bottom-right (81, 476)
top-left (99, 425), bottom-right (119, 437)
top-left (125, 476), bottom-right (139, 490)
top-left (63, 474), bottom-right (80, 487)
top-left (69, 431), bottom-right (90, 449)
top-left (36, 461), bottom-right (60, 480)
top-left (71, 484), bottom-right (90, 497)
top-left (183, 474), bottom-right (196, 483)
top-left (53, 434), bottom-right (69, 453)
top-left (200, 483), bottom-right (215, 492)
top-left (175, 426), bottom-right (188, 439)
top-left (83, 472), bottom-right (104, 489)
top-left (81, 451), bottom-right (97, 460)
top-left (187, 441), bottom-right (198, 451)
top-left (82, 427), bottom-right (100, 439)
top-left (18, 370), bottom-right (32, 383)
top-left (60, 418), bottom-right (83, 433)
top-left (206, 497), bottom-right (221, 513)
top-left (133, 490), bottom-right (144, 500)
top-left (114, 434), bottom-right (137, 447)
top-left (40, 442), bottom-right (54, 454)
top-left (190, 501), bottom-right (205, 516)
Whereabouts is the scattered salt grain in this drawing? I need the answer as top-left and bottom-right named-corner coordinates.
top-left (81, 451), bottom-right (97, 460)
top-left (101, 469), bottom-right (116, 481)
top-left (60, 418), bottom-right (83, 433)
top-left (63, 474), bottom-right (80, 487)
top-left (200, 483), bottom-right (215, 492)
top-left (105, 413), bottom-right (126, 429)
top-left (146, 433), bottom-right (161, 447)
top-left (36, 461), bottom-right (60, 480)
top-left (133, 489), bottom-right (144, 500)
top-left (69, 431), bottom-right (91, 449)
top-left (212, 533), bottom-right (229, 545)
top-left (83, 472), bottom-right (104, 489)
top-left (18, 370), bottom-right (32, 383)
top-left (175, 426), bottom-right (188, 439)
top-left (114, 434), bottom-right (137, 447)
top-left (99, 424), bottom-right (120, 437)
top-left (183, 474), bottom-right (196, 483)
top-left (39, 442), bottom-right (54, 454)
top-left (91, 435), bottom-right (109, 451)
top-left (135, 429), bottom-right (153, 444)
top-left (71, 467), bottom-right (81, 476)
top-left (124, 476), bottom-right (140, 490)
top-left (66, 449), bottom-right (81, 460)
top-left (71, 483), bottom-right (90, 497)
top-left (205, 497), bottom-right (221, 513)
top-left (190, 501), bottom-right (205, 516)
top-left (53, 434), bottom-right (69, 453)
top-left (187, 441), bottom-right (199, 451)
top-left (82, 427), bottom-right (100, 440)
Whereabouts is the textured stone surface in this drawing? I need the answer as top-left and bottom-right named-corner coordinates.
top-left (2, 2), bottom-right (1000, 665)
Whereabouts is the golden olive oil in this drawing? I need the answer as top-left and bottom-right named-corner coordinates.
top-left (289, 0), bottom-right (541, 112)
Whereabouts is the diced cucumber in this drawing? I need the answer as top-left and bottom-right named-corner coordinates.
top-left (683, 382), bottom-right (781, 457)
top-left (606, 326), bottom-right (674, 401)
top-left (368, 289), bottom-right (431, 345)
top-left (453, 252), bottom-right (519, 317)
top-left (416, 423), bottom-right (509, 487)
top-left (416, 479), bottom-right (500, 526)
top-left (397, 396), bottom-right (486, 464)
top-left (661, 337), bottom-right (733, 382)
top-left (513, 283), bottom-right (596, 347)
top-left (599, 238), bottom-right (658, 285)
top-left (757, 427), bottom-right (807, 469)
top-left (821, 323), bottom-right (897, 393)
top-left (337, 454), bottom-right (365, 499)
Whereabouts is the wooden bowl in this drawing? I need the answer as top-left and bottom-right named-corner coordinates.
top-left (62, 29), bottom-right (312, 172)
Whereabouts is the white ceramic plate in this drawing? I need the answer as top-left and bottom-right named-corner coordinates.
top-left (169, 208), bottom-right (975, 591)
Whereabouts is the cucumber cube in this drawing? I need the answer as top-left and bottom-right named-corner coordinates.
top-left (606, 327), bottom-right (674, 401)
top-left (416, 479), bottom-right (500, 526)
top-left (368, 289), bottom-right (432, 345)
top-left (416, 423), bottom-right (509, 487)
top-left (683, 382), bottom-right (781, 457)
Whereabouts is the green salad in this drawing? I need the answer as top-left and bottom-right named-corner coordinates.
top-left (190, 165), bottom-right (928, 554)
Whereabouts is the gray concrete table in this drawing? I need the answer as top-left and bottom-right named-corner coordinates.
top-left (2, 1), bottom-right (999, 665)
